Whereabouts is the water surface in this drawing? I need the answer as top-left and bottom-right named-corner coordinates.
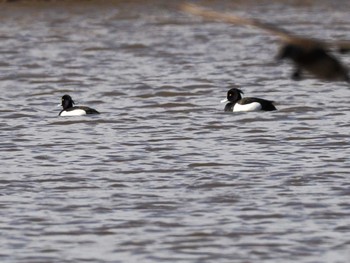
top-left (0, 1), bottom-right (350, 262)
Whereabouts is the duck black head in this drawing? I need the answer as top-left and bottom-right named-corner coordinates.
top-left (226, 88), bottom-right (244, 103)
top-left (61, 94), bottom-right (75, 110)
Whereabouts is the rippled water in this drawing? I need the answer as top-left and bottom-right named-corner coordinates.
top-left (1, 1), bottom-right (350, 262)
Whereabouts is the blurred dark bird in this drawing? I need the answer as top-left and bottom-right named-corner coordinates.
top-left (221, 87), bottom-right (277, 112)
top-left (181, 3), bottom-right (350, 82)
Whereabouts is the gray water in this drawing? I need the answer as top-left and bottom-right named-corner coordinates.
top-left (1, 1), bottom-right (350, 262)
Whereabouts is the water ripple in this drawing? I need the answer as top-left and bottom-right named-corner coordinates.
top-left (1, 1), bottom-right (350, 263)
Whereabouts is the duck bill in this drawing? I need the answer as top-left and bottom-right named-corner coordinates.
top-left (220, 98), bottom-right (228, 103)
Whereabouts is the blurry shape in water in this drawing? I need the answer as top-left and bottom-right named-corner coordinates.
top-left (181, 3), bottom-right (350, 82)
top-left (59, 94), bottom-right (100, 117)
top-left (220, 87), bottom-right (277, 112)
